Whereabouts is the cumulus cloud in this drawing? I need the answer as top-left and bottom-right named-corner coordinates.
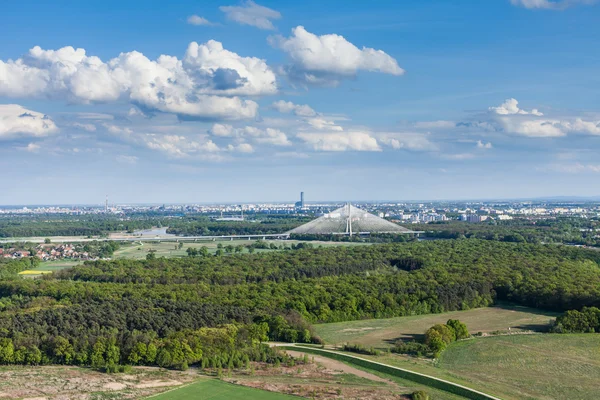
top-left (297, 131), bottom-right (381, 152)
top-left (23, 143), bottom-right (41, 152)
top-left (209, 123), bottom-right (234, 137)
top-left (220, 1), bottom-right (281, 30)
top-left (305, 117), bottom-right (344, 131)
top-left (476, 140), bottom-right (493, 149)
top-left (499, 118), bottom-right (566, 137)
top-left (142, 134), bottom-right (221, 158)
top-left (510, 0), bottom-right (596, 10)
top-left (480, 98), bottom-right (600, 138)
top-left (208, 124), bottom-right (291, 146)
top-left (253, 128), bottom-right (291, 146)
top-left (565, 118), bottom-right (600, 135)
top-left (227, 143), bottom-right (254, 153)
top-left (377, 132), bottom-right (438, 151)
top-left (0, 104), bottom-right (58, 139)
top-left (187, 15), bottom-right (214, 26)
top-left (0, 42), bottom-right (277, 120)
top-left (270, 26), bottom-right (404, 86)
top-left (271, 100), bottom-right (316, 117)
top-left (489, 98), bottom-right (543, 116)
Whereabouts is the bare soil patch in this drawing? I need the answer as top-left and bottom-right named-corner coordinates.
top-left (0, 366), bottom-right (195, 399)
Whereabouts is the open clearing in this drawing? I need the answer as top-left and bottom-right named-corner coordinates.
top-left (148, 378), bottom-right (299, 400)
top-left (315, 305), bottom-right (557, 347)
top-left (18, 260), bottom-right (81, 277)
top-left (0, 365), bottom-right (196, 399)
top-left (436, 334), bottom-right (600, 400)
top-left (113, 239), bottom-right (369, 260)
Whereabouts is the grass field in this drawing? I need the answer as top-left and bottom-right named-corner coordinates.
top-left (149, 378), bottom-right (299, 400)
top-left (437, 334), bottom-right (600, 400)
top-left (314, 305), bottom-right (558, 347)
top-left (113, 239), bottom-right (369, 260)
top-left (18, 260), bottom-right (81, 277)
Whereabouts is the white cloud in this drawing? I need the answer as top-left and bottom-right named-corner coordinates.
top-left (377, 132), bottom-right (438, 151)
top-left (297, 131), bottom-right (381, 152)
top-left (0, 104), bottom-right (58, 139)
top-left (187, 15), bottom-right (214, 26)
top-left (484, 98), bottom-right (600, 138)
top-left (498, 117), bottom-right (566, 137)
top-left (253, 128), bottom-right (291, 146)
top-left (270, 26), bottom-right (404, 86)
top-left (183, 40), bottom-right (277, 96)
top-left (115, 155), bottom-right (138, 164)
top-left (23, 143), bottom-right (41, 152)
top-left (220, 1), bottom-right (281, 30)
top-left (142, 134), bottom-right (221, 158)
top-left (510, 0), bottom-right (596, 10)
top-left (565, 118), bottom-right (600, 135)
top-left (476, 140), bottom-right (493, 149)
top-left (489, 98), bottom-right (543, 116)
top-left (227, 143), bottom-right (254, 153)
top-left (306, 117), bottom-right (343, 131)
top-left (209, 123), bottom-right (234, 137)
top-left (0, 42), bottom-right (276, 120)
top-left (271, 100), bottom-right (316, 117)
top-left (208, 124), bottom-right (291, 146)
top-left (128, 107), bottom-right (146, 118)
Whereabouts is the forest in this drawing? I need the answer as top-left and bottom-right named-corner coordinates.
top-left (1, 239), bottom-right (600, 370)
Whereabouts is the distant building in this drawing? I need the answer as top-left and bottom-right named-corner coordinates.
top-left (295, 191), bottom-right (306, 209)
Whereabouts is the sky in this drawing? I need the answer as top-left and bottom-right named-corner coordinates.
top-left (1, 0), bottom-right (599, 205)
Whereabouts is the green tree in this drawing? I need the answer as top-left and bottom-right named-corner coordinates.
top-left (447, 319), bottom-right (469, 340)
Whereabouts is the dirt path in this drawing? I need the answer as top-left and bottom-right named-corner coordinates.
top-left (284, 350), bottom-right (394, 385)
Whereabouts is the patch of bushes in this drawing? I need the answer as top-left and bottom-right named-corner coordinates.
top-left (392, 340), bottom-right (430, 357)
top-left (412, 390), bottom-right (430, 400)
top-left (341, 343), bottom-right (380, 356)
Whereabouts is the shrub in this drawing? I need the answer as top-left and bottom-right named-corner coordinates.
top-left (412, 390), bottom-right (430, 400)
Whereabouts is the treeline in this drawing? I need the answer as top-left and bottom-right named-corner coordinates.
top-left (415, 217), bottom-right (600, 246)
top-left (552, 307), bottom-right (600, 333)
top-left (0, 257), bottom-right (39, 279)
top-left (166, 216), bottom-right (310, 236)
top-left (0, 215), bottom-right (162, 237)
top-left (0, 322), bottom-right (295, 370)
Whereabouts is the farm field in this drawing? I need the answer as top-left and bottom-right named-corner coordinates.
top-left (18, 259), bottom-right (81, 277)
top-left (314, 305), bottom-right (558, 348)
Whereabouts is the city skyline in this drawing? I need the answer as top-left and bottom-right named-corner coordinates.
top-left (1, 0), bottom-right (600, 204)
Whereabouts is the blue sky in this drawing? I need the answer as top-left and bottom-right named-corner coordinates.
top-left (1, 0), bottom-right (599, 205)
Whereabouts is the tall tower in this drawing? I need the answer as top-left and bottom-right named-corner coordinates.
top-left (300, 191), bottom-right (305, 208)
top-left (105, 195), bottom-right (108, 212)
